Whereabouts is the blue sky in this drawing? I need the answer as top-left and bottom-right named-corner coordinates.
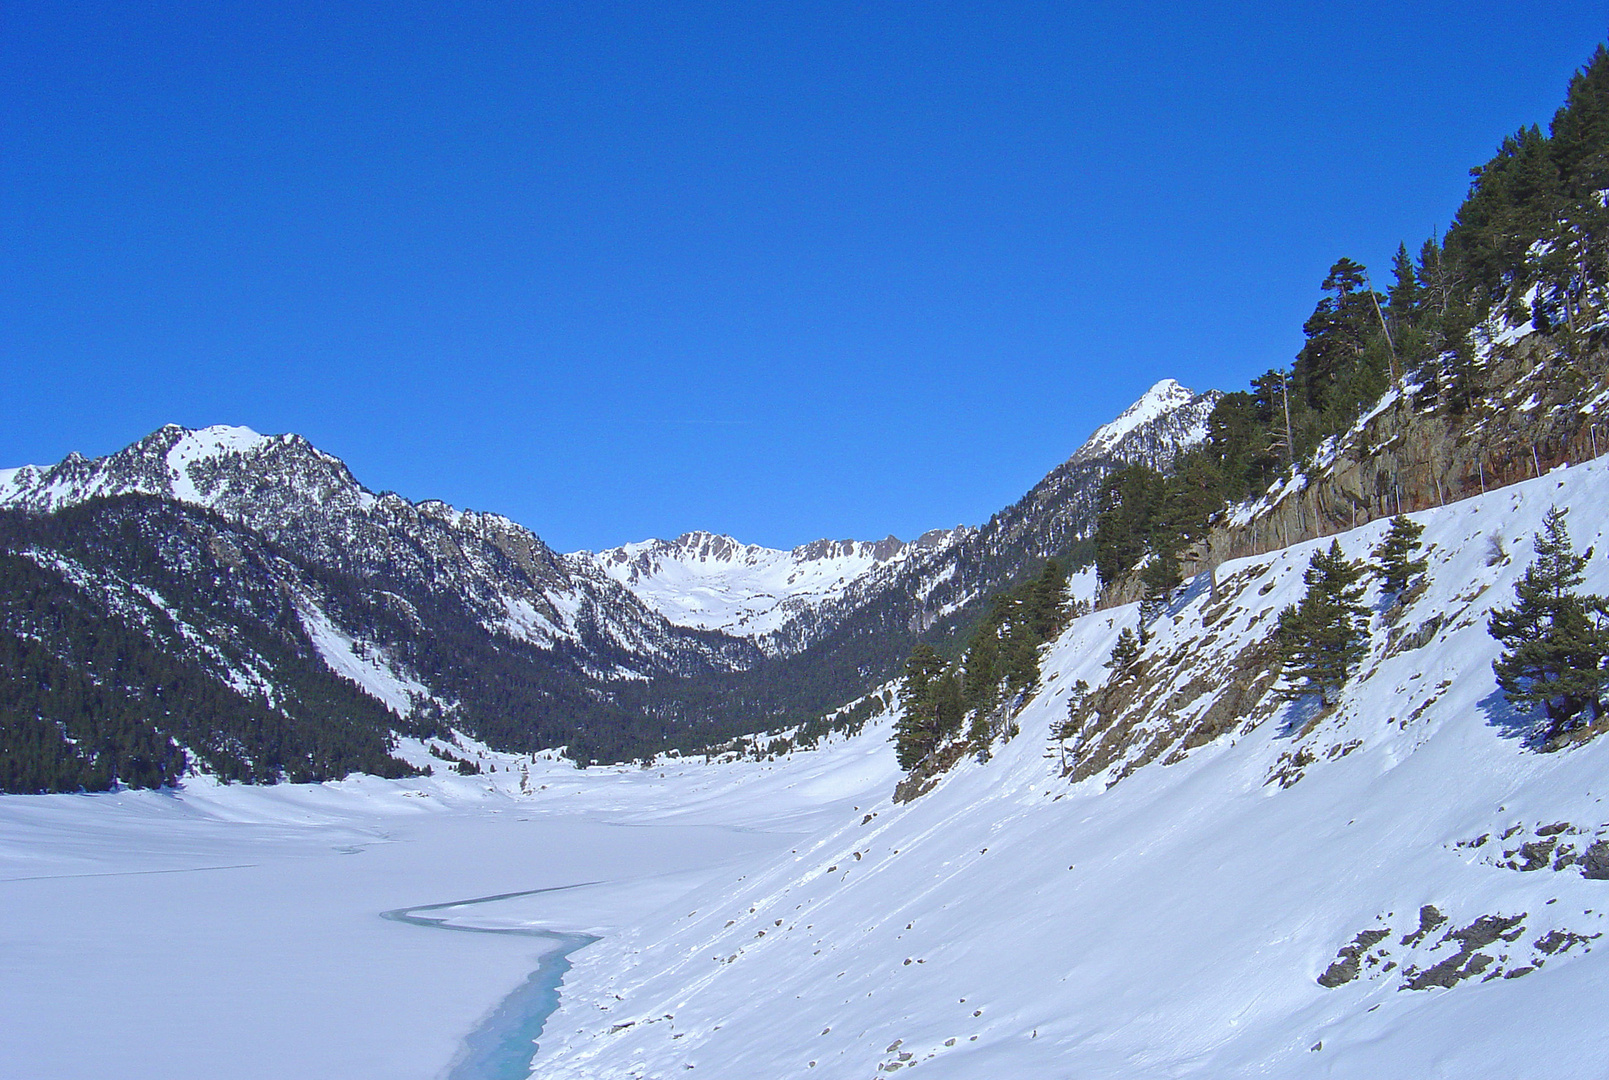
top-left (2, 3), bottom-right (1604, 551)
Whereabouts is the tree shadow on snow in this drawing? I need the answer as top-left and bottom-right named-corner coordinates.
top-left (1277, 694), bottom-right (1326, 739)
top-left (1167, 573), bottom-right (1212, 618)
top-left (1478, 687), bottom-right (1546, 749)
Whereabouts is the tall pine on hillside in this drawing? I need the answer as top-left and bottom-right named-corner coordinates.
top-left (894, 644), bottom-right (947, 771)
top-left (1372, 515), bottom-right (1429, 597)
top-left (1278, 541), bottom-right (1371, 706)
top-left (1489, 507), bottom-right (1609, 739)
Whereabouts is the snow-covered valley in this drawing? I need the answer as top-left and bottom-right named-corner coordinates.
top-left (8, 452), bottom-right (1609, 1079)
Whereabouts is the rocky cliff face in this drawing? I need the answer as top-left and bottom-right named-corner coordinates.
top-left (1188, 327), bottom-right (1609, 578)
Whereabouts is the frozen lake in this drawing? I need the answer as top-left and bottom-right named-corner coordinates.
top-left (0, 734), bottom-right (897, 1079)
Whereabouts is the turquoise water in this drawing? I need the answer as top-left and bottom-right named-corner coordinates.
top-left (382, 886), bottom-right (599, 1080)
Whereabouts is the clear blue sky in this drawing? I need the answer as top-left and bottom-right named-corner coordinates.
top-left (3, 3), bottom-right (1604, 551)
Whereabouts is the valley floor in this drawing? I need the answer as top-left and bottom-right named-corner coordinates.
top-left (0, 738), bottom-right (897, 1079)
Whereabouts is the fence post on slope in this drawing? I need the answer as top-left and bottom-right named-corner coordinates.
top-left (1533, 445), bottom-right (1542, 478)
top-left (1479, 457), bottom-right (1486, 495)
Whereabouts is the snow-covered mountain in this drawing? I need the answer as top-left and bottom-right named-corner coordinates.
top-left (773, 378), bottom-right (1220, 644)
top-left (0, 377), bottom-right (1217, 780)
top-left (0, 425), bottom-right (784, 771)
top-left (576, 378), bottom-right (1218, 663)
top-left (579, 528), bottom-right (963, 644)
top-left (0, 423), bottom-right (742, 665)
top-left (1068, 375), bottom-right (1215, 466)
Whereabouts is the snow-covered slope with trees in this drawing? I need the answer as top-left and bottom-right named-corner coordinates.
top-left (531, 453), bottom-right (1609, 1080)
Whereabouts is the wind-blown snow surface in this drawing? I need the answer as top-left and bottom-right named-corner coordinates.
top-left (534, 458), bottom-right (1609, 1080)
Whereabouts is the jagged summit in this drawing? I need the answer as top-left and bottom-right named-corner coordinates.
top-left (587, 529), bottom-right (908, 569)
top-left (1068, 377), bottom-right (1219, 467)
top-left (0, 423), bottom-right (373, 521)
top-left (1079, 378), bottom-right (1193, 451)
top-left (581, 528), bottom-right (942, 639)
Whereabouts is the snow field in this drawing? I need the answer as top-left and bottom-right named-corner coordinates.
top-left (582, 533), bottom-right (915, 640)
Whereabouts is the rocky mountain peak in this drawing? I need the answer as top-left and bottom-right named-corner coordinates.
top-left (1068, 379), bottom-right (1220, 468)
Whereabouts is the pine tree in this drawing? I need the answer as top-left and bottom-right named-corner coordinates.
top-left (1003, 633), bottom-right (1042, 694)
top-left (1372, 515), bottom-right (1429, 597)
top-left (932, 671), bottom-right (965, 744)
top-left (894, 644), bottom-right (947, 771)
top-left (1093, 465), bottom-right (1166, 587)
top-left (1138, 542), bottom-right (1180, 621)
top-left (1205, 391), bottom-right (1270, 501)
top-left (1107, 626), bottom-right (1142, 673)
top-left (1488, 508), bottom-right (1609, 739)
top-left (1387, 242), bottom-right (1421, 324)
top-left (1025, 559), bottom-right (1069, 641)
top-left (962, 633), bottom-right (998, 708)
top-left (1278, 541), bottom-right (1371, 705)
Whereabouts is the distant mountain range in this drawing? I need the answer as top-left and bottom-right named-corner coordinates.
top-left (0, 379), bottom-right (1217, 788)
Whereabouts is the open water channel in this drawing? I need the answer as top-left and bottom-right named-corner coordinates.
top-left (382, 885), bottom-right (600, 1080)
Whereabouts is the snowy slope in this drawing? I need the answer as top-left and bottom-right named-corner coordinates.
top-left (9, 455), bottom-right (1609, 1079)
top-left (532, 456), bottom-right (1609, 1080)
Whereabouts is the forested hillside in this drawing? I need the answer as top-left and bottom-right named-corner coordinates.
top-left (1095, 44), bottom-right (1609, 601)
top-left (892, 42), bottom-right (1609, 786)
